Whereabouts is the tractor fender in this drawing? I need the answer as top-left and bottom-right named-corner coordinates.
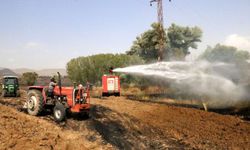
top-left (28, 86), bottom-right (48, 104)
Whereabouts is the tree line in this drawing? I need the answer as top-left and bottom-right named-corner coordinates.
top-left (66, 54), bottom-right (143, 85)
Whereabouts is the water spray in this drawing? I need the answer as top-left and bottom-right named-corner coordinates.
top-left (114, 61), bottom-right (250, 109)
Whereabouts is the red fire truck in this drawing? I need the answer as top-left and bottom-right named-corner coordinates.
top-left (102, 68), bottom-right (120, 97)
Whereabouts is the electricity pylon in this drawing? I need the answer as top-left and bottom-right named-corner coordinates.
top-left (150, 0), bottom-right (171, 61)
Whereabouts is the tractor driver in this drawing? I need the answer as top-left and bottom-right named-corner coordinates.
top-left (48, 77), bottom-right (57, 98)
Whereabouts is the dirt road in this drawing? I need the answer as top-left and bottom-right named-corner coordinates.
top-left (0, 92), bottom-right (249, 149)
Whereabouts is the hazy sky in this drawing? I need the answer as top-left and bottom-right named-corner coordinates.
top-left (0, 0), bottom-right (250, 69)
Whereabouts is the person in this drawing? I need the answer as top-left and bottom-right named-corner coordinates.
top-left (48, 77), bottom-right (57, 97)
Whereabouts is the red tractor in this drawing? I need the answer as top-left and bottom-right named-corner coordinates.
top-left (24, 72), bottom-right (90, 122)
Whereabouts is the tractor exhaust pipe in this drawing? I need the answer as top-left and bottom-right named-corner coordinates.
top-left (57, 72), bottom-right (62, 96)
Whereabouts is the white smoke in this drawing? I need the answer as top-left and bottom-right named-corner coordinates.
top-left (114, 61), bottom-right (250, 108)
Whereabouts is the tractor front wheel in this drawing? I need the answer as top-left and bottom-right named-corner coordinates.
top-left (53, 103), bottom-right (66, 122)
top-left (27, 90), bottom-right (44, 116)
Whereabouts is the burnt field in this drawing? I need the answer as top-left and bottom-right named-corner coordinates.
top-left (0, 90), bottom-right (249, 150)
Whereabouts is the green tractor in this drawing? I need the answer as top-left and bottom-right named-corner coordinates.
top-left (1, 76), bottom-right (20, 97)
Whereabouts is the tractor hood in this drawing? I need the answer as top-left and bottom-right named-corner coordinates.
top-left (54, 86), bottom-right (74, 96)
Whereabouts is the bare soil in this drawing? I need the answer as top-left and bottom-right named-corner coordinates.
top-left (0, 92), bottom-right (113, 150)
top-left (93, 96), bottom-right (250, 149)
top-left (0, 90), bottom-right (249, 150)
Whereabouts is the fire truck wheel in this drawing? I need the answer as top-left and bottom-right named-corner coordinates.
top-left (102, 93), bottom-right (106, 97)
top-left (53, 103), bottom-right (66, 122)
top-left (115, 93), bottom-right (120, 97)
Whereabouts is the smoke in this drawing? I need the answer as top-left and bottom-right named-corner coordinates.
top-left (114, 61), bottom-right (250, 108)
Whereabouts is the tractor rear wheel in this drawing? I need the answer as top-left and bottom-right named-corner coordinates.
top-left (1, 90), bottom-right (6, 97)
top-left (53, 103), bottom-right (66, 122)
top-left (27, 90), bottom-right (44, 116)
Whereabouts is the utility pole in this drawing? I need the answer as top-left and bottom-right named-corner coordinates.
top-left (150, 0), bottom-right (171, 61)
top-left (150, 0), bottom-right (164, 27)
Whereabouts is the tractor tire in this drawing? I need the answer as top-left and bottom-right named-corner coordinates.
top-left (27, 90), bottom-right (44, 116)
top-left (53, 103), bottom-right (66, 122)
top-left (1, 90), bottom-right (6, 97)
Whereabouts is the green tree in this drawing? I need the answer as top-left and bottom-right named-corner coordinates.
top-left (167, 24), bottom-right (202, 60)
top-left (126, 23), bottom-right (202, 61)
top-left (21, 72), bottom-right (38, 86)
top-left (127, 23), bottom-right (168, 62)
top-left (66, 54), bottom-right (144, 85)
top-left (199, 44), bottom-right (250, 63)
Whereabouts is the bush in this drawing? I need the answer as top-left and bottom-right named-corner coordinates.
top-left (199, 44), bottom-right (250, 63)
top-left (20, 72), bottom-right (38, 86)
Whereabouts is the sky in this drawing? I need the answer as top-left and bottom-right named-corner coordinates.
top-left (0, 0), bottom-right (250, 69)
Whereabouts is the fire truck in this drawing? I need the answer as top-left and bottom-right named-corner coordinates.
top-left (102, 67), bottom-right (120, 97)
